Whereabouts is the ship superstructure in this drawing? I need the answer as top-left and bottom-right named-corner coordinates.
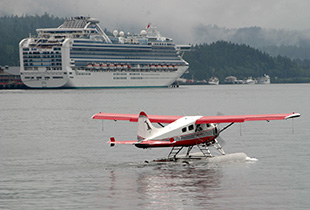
top-left (19, 16), bottom-right (190, 88)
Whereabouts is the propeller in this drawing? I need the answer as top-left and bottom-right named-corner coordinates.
top-left (216, 112), bottom-right (224, 137)
top-left (212, 123), bottom-right (227, 155)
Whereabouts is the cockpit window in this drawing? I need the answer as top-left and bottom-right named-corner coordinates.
top-left (188, 124), bottom-right (194, 130)
top-left (182, 127), bottom-right (187, 132)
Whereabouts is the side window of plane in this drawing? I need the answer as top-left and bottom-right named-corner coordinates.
top-left (195, 124), bottom-right (202, 132)
top-left (182, 127), bottom-right (187, 132)
top-left (188, 124), bottom-right (194, 131)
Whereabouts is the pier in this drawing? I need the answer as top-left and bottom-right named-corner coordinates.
top-left (0, 66), bottom-right (27, 89)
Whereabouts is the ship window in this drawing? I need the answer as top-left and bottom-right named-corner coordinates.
top-left (188, 124), bottom-right (194, 131)
top-left (113, 77), bottom-right (127, 80)
top-left (182, 127), bottom-right (187, 132)
top-left (113, 73), bottom-right (127, 75)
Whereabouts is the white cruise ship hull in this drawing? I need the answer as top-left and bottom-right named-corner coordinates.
top-left (21, 66), bottom-right (188, 89)
top-left (22, 67), bottom-right (187, 88)
top-left (66, 68), bottom-right (187, 88)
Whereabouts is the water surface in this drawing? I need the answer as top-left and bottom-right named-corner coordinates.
top-left (0, 84), bottom-right (309, 209)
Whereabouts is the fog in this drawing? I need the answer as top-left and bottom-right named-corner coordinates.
top-left (1, 0), bottom-right (310, 44)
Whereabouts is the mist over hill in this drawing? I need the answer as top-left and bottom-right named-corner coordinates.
top-left (193, 24), bottom-right (310, 60)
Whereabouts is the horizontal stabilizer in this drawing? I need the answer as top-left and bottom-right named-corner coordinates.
top-left (107, 137), bottom-right (137, 147)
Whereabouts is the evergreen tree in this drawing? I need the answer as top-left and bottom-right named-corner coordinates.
top-left (0, 14), bottom-right (64, 66)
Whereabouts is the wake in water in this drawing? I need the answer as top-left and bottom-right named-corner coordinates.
top-left (104, 153), bottom-right (259, 169)
top-left (139, 152), bottom-right (259, 165)
top-left (245, 156), bottom-right (259, 162)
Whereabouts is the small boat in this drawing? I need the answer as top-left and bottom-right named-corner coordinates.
top-left (244, 77), bottom-right (257, 84)
top-left (208, 77), bottom-right (219, 85)
top-left (257, 74), bottom-right (270, 84)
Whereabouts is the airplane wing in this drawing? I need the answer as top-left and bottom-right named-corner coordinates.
top-left (93, 112), bottom-right (300, 124)
top-left (92, 112), bottom-right (183, 123)
top-left (195, 113), bottom-right (300, 124)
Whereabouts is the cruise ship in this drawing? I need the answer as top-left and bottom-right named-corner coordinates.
top-left (19, 16), bottom-right (190, 88)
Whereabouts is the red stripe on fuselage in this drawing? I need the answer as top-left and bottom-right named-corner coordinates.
top-left (135, 135), bottom-right (215, 148)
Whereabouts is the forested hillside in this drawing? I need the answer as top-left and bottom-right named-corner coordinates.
top-left (183, 42), bottom-right (310, 83)
top-left (0, 13), bottom-right (64, 66)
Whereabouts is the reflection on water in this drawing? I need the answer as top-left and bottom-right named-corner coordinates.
top-left (104, 162), bottom-right (223, 209)
top-left (140, 164), bottom-right (222, 209)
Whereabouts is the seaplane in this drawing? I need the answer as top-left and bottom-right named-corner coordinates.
top-left (92, 111), bottom-right (300, 161)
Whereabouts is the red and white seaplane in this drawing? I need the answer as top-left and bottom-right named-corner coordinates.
top-left (92, 111), bottom-right (300, 160)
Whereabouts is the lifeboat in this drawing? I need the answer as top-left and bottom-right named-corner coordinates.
top-left (101, 63), bottom-right (107, 68)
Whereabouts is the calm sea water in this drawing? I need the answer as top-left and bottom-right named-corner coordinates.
top-left (0, 84), bottom-right (309, 210)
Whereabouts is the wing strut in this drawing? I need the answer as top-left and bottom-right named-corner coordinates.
top-left (218, 122), bottom-right (234, 135)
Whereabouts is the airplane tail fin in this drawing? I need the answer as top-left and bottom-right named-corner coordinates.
top-left (137, 111), bottom-right (158, 141)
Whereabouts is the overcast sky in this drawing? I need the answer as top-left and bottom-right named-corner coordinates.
top-left (1, 0), bottom-right (310, 43)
